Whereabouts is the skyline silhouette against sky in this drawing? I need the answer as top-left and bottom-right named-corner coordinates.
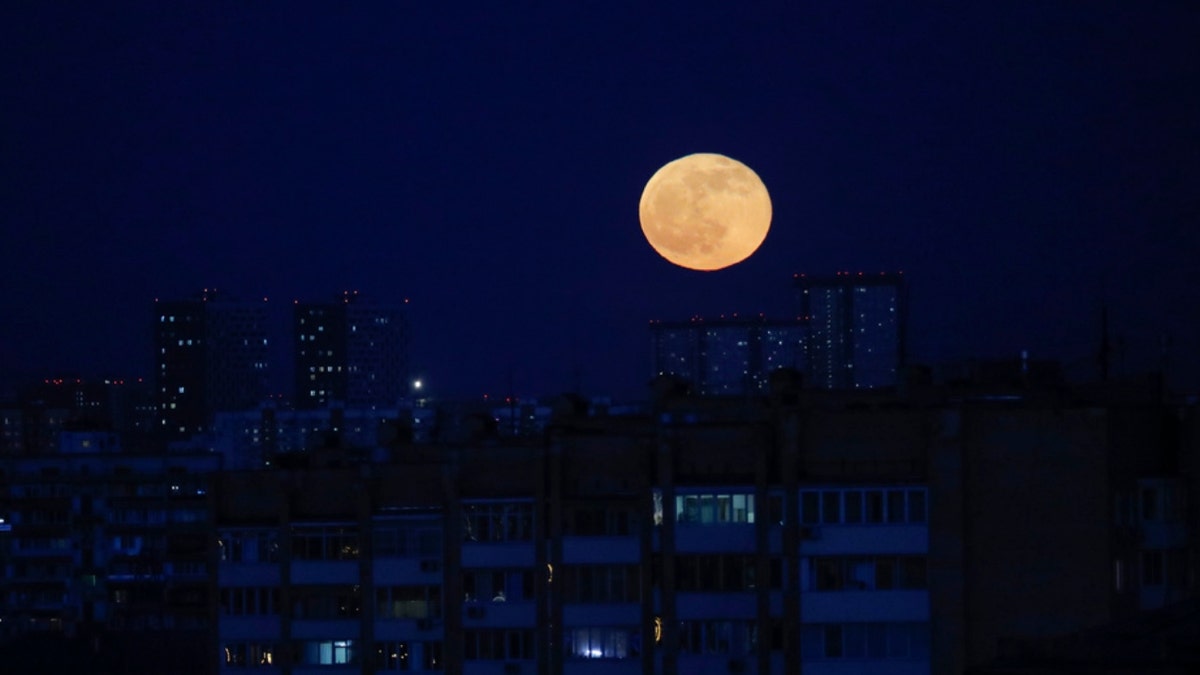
top-left (3, 3), bottom-right (1198, 399)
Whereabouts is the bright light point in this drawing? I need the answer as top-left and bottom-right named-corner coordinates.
top-left (413, 380), bottom-right (422, 390)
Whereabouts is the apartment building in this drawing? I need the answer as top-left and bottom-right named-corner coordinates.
top-left (0, 430), bottom-right (221, 672)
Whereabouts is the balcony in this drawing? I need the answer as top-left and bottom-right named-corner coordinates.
top-left (462, 600), bottom-right (537, 628)
top-left (461, 542), bottom-right (535, 569)
top-left (801, 589), bottom-right (929, 623)
top-left (291, 560), bottom-right (358, 585)
top-left (562, 536), bottom-right (641, 564)
top-left (798, 524), bottom-right (927, 556)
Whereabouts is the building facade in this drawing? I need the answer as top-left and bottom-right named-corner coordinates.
top-left (2, 373), bottom-right (1193, 674)
top-left (649, 317), bottom-right (806, 396)
top-left (155, 290), bottom-right (271, 438)
top-left (795, 273), bottom-right (906, 390)
top-left (294, 291), bottom-right (409, 410)
top-left (0, 430), bottom-right (221, 672)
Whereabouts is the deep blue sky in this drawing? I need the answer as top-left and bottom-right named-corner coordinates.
top-left (3, 2), bottom-right (1198, 400)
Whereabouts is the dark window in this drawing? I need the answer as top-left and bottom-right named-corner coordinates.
top-left (821, 492), bottom-right (841, 524)
top-left (844, 491), bottom-right (863, 523)
top-left (908, 490), bottom-right (926, 523)
top-left (801, 492), bottom-right (819, 525)
top-left (865, 491), bottom-right (884, 523)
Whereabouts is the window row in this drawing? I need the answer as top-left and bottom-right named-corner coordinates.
top-left (808, 556), bottom-right (928, 591)
top-left (292, 526), bottom-right (360, 560)
top-left (678, 620), bottom-right (755, 656)
top-left (1115, 481), bottom-right (1187, 525)
top-left (223, 640), bottom-right (443, 670)
top-left (463, 629), bottom-right (535, 660)
top-left (799, 622), bottom-right (930, 660)
top-left (462, 502), bottom-right (535, 543)
top-left (672, 554), bottom-right (783, 592)
top-left (221, 525), bottom-right (442, 563)
top-left (12, 537), bottom-right (71, 551)
top-left (464, 569), bottom-right (534, 603)
top-left (223, 642), bottom-right (275, 668)
top-left (565, 505), bottom-right (637, 536)
top-left (800, 488), bottom-right (926, 525)
top-left (377, 585), bottom-right (442, 619)
top-left (112, 508), bottom-right (167, 525)
top-left (376, 641), bottom-right (443, 671)
top-left (566, 626), bottom-right (637, 660)
top-left (676, 493), bottom-right (756, 525)
top-left (292, 585), bottom-right (362, 619)
top-left (220, 585), bottom-right (446, 620)
top-left (374, 522), bottom-right (442, 558)
top-left (558, 565), bottom-right (641, 603)
top-left (219, 587), bottom-right (280, 616)
top-left (1141, 548), bottom-right (1188, 588)
top-left (219, 530), bottom-right (280, 563)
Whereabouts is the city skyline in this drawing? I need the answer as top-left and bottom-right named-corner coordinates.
top-left (3, 3), bottom-right (1198, 400)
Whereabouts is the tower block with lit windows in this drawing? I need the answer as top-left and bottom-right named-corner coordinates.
top-left (649, 316), bottom-right (806, 396)
top-left (154, 289), bottom-right (270, 438)
top-left (293, 291), bottom-right (410, 410)
top-left (796, 272), bottom-right (908, 389)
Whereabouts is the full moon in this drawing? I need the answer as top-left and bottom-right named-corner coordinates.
top-left (639, 153), bottom-right (772, 271)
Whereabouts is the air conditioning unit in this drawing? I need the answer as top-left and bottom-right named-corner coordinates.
top-left (800, 526), bottom-right (821, 540)
top-left (419, 559), bottom-right (441, 573)
top-left (466, 605), bottom-right (486, 619)
top-left (503, 663), bottom-right (521, 675)
top-left (728, 659), bottom-right (746, 673)
top-left (416, 618), bottom-right (433, 630)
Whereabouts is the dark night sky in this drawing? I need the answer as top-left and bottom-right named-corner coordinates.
top-left (2, 2), bottom-right (1198, 400)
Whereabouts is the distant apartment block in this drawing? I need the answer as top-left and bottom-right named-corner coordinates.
top-left (0, 430), bottom-right (220, 673)
top-left (154, 290), bottom-right (270, 437)
top-left (649, 316), bottom-right (806, 395)
top-left (796, 272), bottom-right (907, 389)
top-left (294, 291), bottom-right (409, 410)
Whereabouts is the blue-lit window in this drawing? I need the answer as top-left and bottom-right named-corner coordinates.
top-left (299, 640), bottom-right (356, 665)
top-left (676, 492), bottom-right (754, 525)
top-left (565, 627), bottom-right (633, 659)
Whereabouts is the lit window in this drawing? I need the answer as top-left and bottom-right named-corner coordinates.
top-left (566, 627), bottom-right (631, 659)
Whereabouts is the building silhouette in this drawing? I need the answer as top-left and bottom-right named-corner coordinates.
top-left (0, 430), bottom-right (219, 673)
top-left (649, 316), bottom-right (806, 395)
top-left (293, 291), bottom-right (409, 410)
top-left (203, 372), bottom-right (1194, 675)
top-left (2, 367), bottom-right (1197, 675)
top-left (154, 290), bottom-right (270, 438)
top-left (796, 272), bottom-right (907, 389)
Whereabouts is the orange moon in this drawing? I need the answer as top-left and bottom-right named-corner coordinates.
top-left (639, 153), bottom-right (772, 271)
